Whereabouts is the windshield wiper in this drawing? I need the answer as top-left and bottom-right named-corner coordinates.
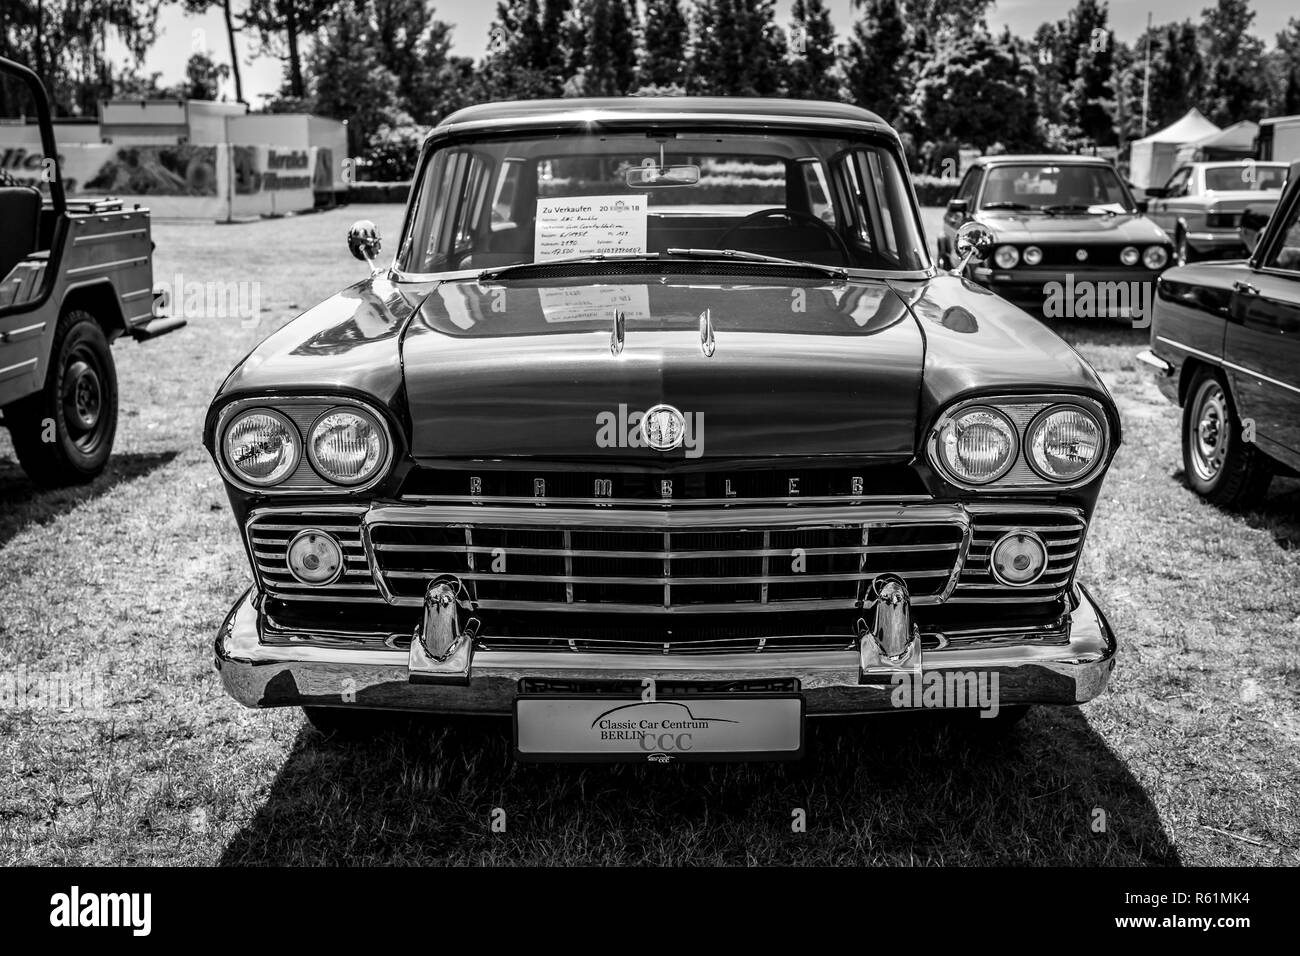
top-left (478, 252), bottom-right (660, 281)
top-left (666, 247), bottom-right (848, 280)
top-left (981, 201), bottom-right (1034, 211)
top-left (1041, 203), bottom-right (1106, 216)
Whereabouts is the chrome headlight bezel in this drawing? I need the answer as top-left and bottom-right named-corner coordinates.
top-left (215, 396), bottom-right (395, 494)
top-left (220, 407), bottom-right (301, 488)
top-left (931, 405), bottom-right (1020, 486)
top-left (1024, 403), bottom-right (1107, 484)
top-left (926, 394), bottom-right (1112, 491)
top-left (307, 405), bottom-right (391, 487)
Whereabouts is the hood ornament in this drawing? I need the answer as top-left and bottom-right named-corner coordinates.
top-left (699, 308), bottom-right (716, 357)
top-left (610, 309), bottom-right (625, 356)
top-left (641, 404), bottom-right (686, 451)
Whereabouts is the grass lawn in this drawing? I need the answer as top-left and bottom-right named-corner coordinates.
top-left (0, 205), bottom-right (1296, 865)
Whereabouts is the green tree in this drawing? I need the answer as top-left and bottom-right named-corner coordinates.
top-left (244, 0), bottom-right (335, 99)
top-left (687, 0), bottom-right (787, 96)
top-left (785, 0), bottom-right (839, 101)
top-left (566, 0), bottom-right (639, 96)
top-left (1199, 0), bottom-right (1268, 124)
top-left (481, 0), bottom-right (570, 98)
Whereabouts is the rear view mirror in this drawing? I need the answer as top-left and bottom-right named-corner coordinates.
top-left (626, 164), bottom-right (701, 188)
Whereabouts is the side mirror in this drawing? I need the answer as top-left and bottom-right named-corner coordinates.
top-left (1135, 199), bottom-right (1149, 214)
top-left (951, 220), bottom-right (994, 275)
top-left (348, 220), bottom-right (382, 274)
top-left (1144, 187), bottom-right (1168, 199)
top-left (946, 198), bottom-right (969, 217)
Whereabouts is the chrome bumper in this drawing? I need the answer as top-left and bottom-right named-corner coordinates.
top-left (214, 582), bottom-right (1117, 716)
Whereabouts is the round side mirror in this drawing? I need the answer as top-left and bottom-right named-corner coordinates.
top-left (952, 220), bottom-right (995, 273)
top-left (348, 220), bottom-right (382, 271)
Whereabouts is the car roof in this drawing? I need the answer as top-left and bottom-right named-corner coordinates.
top-left (431, 97), bottom-right (891, 140)
top-left (1186, 160), bottom-right (1288, 168)
top-left (972, 154), bottom-right (1114, 167)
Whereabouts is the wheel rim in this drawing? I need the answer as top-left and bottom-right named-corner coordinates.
top-left (1189, 381), bottom-right (1229, 482)
top-left (60, 345), bottom-right (108, 454)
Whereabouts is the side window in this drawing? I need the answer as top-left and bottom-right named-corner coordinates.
top-left (1164, 168), bottom-right (1191, 198)
top-left (492, 158), bottom-right (523, 227)
top-left (955, 168), bottom-right (980, 204)
top-left (838, 149), bottom-right (909, 264)
top-left (1263, 197), bottom-right (1300, 274)
top-left (800, 160), bottom-right (835, 224)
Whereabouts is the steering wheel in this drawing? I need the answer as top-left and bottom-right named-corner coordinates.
top-left (716, 207), bottom-right (852, 264)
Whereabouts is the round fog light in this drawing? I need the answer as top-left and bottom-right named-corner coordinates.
top-left (286, 530), bottom-right (344, 585)
top-left (989, 531), bottom-right (1048, 586)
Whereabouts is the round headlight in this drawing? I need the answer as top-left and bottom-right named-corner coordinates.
top-left (989, 531), bottom-right (1048, 586)
top-left (994, 245), bottom-right (1020, 269)
top-left (286, 529), bottom-right (344, 585)
top-left (1022, 245), bottom-right (1043, 266)
top-left (307, 406), bottom-right (388, 486)
top-left (1026, 405), bottom-right (1104, 482)
top-left (935, 406), bottom-right (1018, 485)
top-left (1121, 245), bottom-right (1140, 266)
top-left (222, 408), bottom-right (300, 486)
top-left (1143, 245), bottom-right (1169, 269)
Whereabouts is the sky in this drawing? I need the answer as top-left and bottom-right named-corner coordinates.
top-left (138, 0), bottom-right (1298, 105)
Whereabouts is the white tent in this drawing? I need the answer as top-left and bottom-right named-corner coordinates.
top-left (1130, 108), bottom-right (1220, 188)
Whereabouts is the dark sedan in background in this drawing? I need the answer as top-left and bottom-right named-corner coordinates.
top-left (939, 155), bottom-right (1173, 318)
top-left (1139, 160), bottom-right (1300, 507)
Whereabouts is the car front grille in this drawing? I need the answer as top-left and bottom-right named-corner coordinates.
top-left (367, 505), bottom-right (967, 612)
top-left (244, 503), bottom-right (1087, 626)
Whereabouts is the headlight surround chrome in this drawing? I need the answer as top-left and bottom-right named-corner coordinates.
top-left (1022, 245), bottom-right (1043, 266)
top-left (307, 406), bottom-right (389, 486)
top-left (1025, 404), bottom-right (1105, 482)
top-left (993, 245), bottom-right (1020, 269)
top-left (221, 408), bottom-right (300, 487)
top-left (933, 405), bottom-right (1018, 485)
top-left (1143, 245), bottom-right (1169, 270)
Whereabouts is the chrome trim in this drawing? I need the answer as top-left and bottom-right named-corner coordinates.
top-left (699, 307), bottom-right (716, 357)
top-left (214, 395), bottom-right (396, 495)
top-left (1156, 335), bottom-right (1300, 398)
top-left (610, 309), bottom-right (625, 356)
top-left (926, 394), bottom-right (1112, 492)
top-left (1136, 348), bottom-right (1174, 376)
top-left (304, 404), bottom-right (392, 487)
top-left (396, 493), bottom-right (935, 508)
top-left (409, 575), bottom-right (479, 683)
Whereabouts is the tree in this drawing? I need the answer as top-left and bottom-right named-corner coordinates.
top-left (1199, 0), bottom-right (1268, 124)
top-left (181, 51), bottom-right (231, 100)
top-left (567, 0), bottom-right (639, 96)
top-left (785, 0), bottom-right (839, 101)
top-left (638, 0), bottom-right (688, 89)
top-left (844, 0), bottom-right (909, 122)
top-left (687, 0), bottom-right (787, 96)
top-left (1276, 18), bottom-right (1300, 115)
top-left (244, 0), bottom-right (334, 99)
top-left (184, 0), bottom-right (246, 103)
top-left (480, 0), bottom-right (571, 98)
top-left (1061, 0), bottom-right (1116, 146)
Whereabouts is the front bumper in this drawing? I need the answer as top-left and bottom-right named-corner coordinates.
top-left (214, 583), bottom-right (1117, 716)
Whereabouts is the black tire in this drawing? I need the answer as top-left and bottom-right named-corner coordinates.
top-left (1182, 368), bottom-right (1272, 508)
top-left (303, 706), bottom-right (413, 741)
top-left (4, 309), bottom-right (117, 487)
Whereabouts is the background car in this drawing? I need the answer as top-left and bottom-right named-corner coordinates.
top-left (1139, 159), bottom-right (1300, 508)
top-left (1145, 160), bottom-right (1289, 265)
top-left (938, 154), bottom-right (1172, 317)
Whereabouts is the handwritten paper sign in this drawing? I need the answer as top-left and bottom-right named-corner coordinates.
top-left (534, 195), bottom-right (648, 262)
top-left (537, 284), bottom-right (652, 323)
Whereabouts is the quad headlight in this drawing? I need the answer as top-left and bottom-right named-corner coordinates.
top-left (934, 406), bottom-right (1018, 485)
top-left (929, 398), bottom-right (1109, 488)
top-left (222, 408), bottom-right (300, 486)
top-left (307, 406), bottom-right (389, 486)
top-left (1120, 246), bottom-right (1140, 266)
top-left (1022, 245), bottom-right (1043, 266)
top-left (993, 245), bottom-right (1020, 269)
top-left (1026, 405), bottom-right (1104, 482)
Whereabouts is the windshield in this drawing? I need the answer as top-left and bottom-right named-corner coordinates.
top-left (1204, 165), bottom-right (1288, 191)
top-left (979, 162), bottom-right (1134, 214)
top-left (395, 129), bottom-right (927, 274)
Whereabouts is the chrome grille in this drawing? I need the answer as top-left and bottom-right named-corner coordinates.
top-left (246, 510), bottom-right (382, 603)
top-left (366, 505), bottom-right (967, 613)
top-left (949, 508), bottom-right (1085, 604)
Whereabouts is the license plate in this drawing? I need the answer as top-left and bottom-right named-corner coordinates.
top-left (514, 694), bottom-right (804, 762)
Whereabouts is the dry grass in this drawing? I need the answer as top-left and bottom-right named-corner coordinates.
top-left (0, 206), bottom-right (1296, 865)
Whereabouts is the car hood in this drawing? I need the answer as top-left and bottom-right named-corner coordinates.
top-left (977, 211), bottom-right (1168, 243)
top-left (400, 275), bottom-right (924, 461)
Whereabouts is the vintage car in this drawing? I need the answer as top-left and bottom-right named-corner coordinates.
top-left (0, 56), bottom-right (183, 486)
top-left (938, 154), bottom-right (1172, 316)
top-left (1138, 160), bottom-right (1300, 508)
top-left (1145, 161), bottom-right (1289, 265)
top-left (207, 98), bottom-right (1120, 761)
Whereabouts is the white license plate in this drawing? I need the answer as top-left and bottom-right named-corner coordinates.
top-left (514, 695), bottom-right (804, 762)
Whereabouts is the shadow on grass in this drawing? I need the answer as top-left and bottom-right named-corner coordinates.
top-left (0, 450), bottom-right (178, 549)
top-left (220, 705), bottom-right (1178, 865)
